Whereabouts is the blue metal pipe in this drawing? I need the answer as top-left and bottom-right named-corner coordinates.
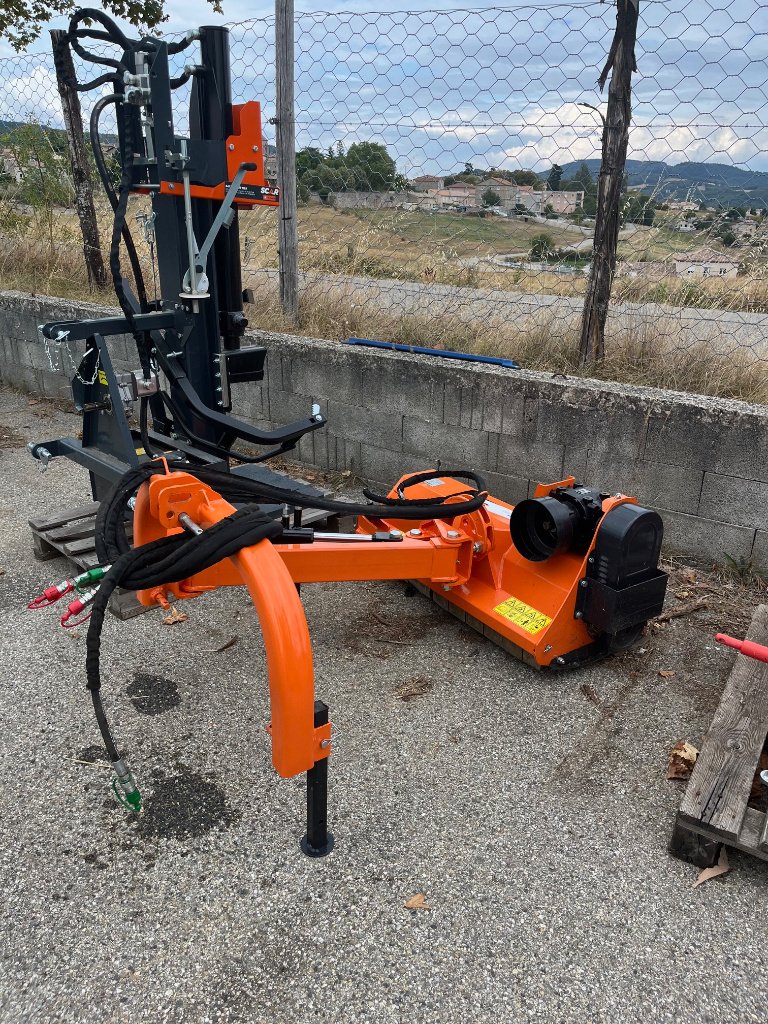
top-left (345, 337), bottom-right (519, 369)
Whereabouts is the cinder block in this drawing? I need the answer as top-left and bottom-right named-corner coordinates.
top-left (290, 351), bottom-right (363, 401)
top-left (698, 472), bottom-right (768, 531)
top-left (535, 397), bottom-right (648, 462)
top-left (358, 443), bottom-right (435, 487)
top-left (660, 508), bottom-right (755, 567)
top-left (360, 361), bottom-right (440, 422)
top-left (326, 399), bottom-right (403, 452)
top-left (646, 406), bottom-right (768, 482)
top-left (752, 531), bottom-right (768, 573)
top-left (403, 415), bottom-right (489, 467)
top-left (481, 471), bottom-right (529, 505)
top-left (585, 456), bottom-right (704, 515)
top-left (495, 435), bottom-right (564, 482)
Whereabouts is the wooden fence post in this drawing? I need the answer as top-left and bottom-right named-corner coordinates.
top-left (579, 0), bottom-right (639, 363)
top-left (275, 0), bottom-right (299, 319)
top-left (50, 29), bottom-right (108, 289)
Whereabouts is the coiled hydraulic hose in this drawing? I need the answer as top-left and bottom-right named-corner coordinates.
top-left (87, 463), bottom-right (487, 796)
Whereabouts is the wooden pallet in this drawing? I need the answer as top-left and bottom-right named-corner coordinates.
top-left (669, 604), bottom-right (768, 868)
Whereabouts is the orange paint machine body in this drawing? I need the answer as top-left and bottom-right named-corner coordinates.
top-left (131, 468), bottom-right (667, 794)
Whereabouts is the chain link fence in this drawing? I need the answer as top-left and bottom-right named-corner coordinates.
top-left (1, 2), bottom-right (767, 400)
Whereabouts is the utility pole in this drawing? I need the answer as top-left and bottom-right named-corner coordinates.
top-left (50, 29), bottom-right (108, 289)
top-left (275, 0), bottom-right (299, 319)
top-left (579, 0), bottom-right (639, 363)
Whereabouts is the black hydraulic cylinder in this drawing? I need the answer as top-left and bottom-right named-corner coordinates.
top-left (300, 701), bottom-right (334, 857)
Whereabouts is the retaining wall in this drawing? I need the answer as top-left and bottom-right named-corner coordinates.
top-left (1, 290), bottom-right (767, 570)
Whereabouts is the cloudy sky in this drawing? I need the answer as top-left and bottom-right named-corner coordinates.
top-left (2, 0), bottom-right (766, 177)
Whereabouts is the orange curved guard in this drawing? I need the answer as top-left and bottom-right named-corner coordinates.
top-left (132, 472), bottom-right (326, 779)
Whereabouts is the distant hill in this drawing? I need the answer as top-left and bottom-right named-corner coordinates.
top-left (560, 159), bottom-right (768, 209)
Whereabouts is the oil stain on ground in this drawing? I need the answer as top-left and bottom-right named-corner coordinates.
top-left (126, 672), bottom-right (181, 715)
top-left (136, 769), bottom-right (240, 840)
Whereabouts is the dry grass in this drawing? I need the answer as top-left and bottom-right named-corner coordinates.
top-left (2, 197), bottom-right (768, 403)
top-left (245, 276), bottom-right (768, 404)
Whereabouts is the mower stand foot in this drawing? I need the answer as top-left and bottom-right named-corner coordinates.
top-left (300, 700), bottom-right (334, 858)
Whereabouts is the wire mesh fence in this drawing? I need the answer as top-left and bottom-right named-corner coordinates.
top-left (1, 2), bottom-right (768, 401)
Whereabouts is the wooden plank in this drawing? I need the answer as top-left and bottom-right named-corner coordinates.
top-left (46, 517), bottom-right (98, 544)
top-left (31, 532), bottom-right (61, 562)
top-left (29, 502), bottom-right (100, 533)
top-left (60, 537), bottom-right (98, 558)
top-left (680, 604), bottom-right (768, 839)
top-left (675, 806), bottom-right (768, 865)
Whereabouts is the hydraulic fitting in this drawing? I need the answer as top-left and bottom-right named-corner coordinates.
top-left (111, 759), bottom-right (142, 812)
top-left (28, 579), bottom-right (74, 609)
top-left (60, 586), bottom-right (100, 628)
top-left (73, 566), bottom-right (111, 592)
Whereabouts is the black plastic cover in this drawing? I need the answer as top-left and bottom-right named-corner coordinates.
top-left (576, 503), bottom-right (668, 633)
top-left (225, 345), bottom-right (267, 383)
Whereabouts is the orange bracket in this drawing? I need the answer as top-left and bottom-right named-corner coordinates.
top-left (133, 472), bottom-right (327, 779)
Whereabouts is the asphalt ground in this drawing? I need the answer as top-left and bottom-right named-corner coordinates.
top-left (0, 384), bottom-right (766, 1024)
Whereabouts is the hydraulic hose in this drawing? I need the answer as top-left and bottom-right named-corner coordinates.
top-left (86, 462), bottom-right (486, 803)
top-left (94, 463), bottom-right (489, 566)
top-left (89, 95), bottom-right (149, 315)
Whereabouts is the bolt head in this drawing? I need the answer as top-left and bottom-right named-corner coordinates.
top-left (442, 584), bottom-right (452, 592)
top-left (409, 529), bottom-right (422, 537)
top-left (446, 530), bottom-right (460, 539)
top-left (320, 739), bottom-right (331, 749)
top-left (473, 541), bottom-right (483, 553)
top-left (575, 611), bottom-right (583, 619)
top-left (228, 143), bottom-right (235, 151)
top-left (168, 183), bottom-right (175, 190)
top-left (580, 579), bottom-right (588, 588)
top-left (555, 656), bottom-right (565, 665)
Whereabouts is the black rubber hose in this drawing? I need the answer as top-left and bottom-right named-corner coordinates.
top-left (86, 506), bottom-right (282, 759)
top-left (94, 462), bottom-right (489, 566)
top-left (89, 95), bottom-right (149, 314)
top-left (138, 397), bottom-right (160, 460)
top-left (108, 101), bottom-right (152, 377)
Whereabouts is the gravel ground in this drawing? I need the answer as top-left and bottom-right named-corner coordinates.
top-left (0, 384), bottom-right (767, 1024)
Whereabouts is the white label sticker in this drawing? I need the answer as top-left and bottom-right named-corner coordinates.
top-left (423, 478), bottom-right (445, 487)
top-left (484, 499), bottom-right (513, 519)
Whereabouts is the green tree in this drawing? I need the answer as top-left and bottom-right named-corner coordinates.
top-left (343, 142), bottom-right (397, 191)
top-left (481, 188), bottom-right (501, 208)
top-left (296, 148), bottom-right (324, 177)
top-left (529, 233), bottom-right (555, 260)
top-left (622, 194), bottom-right (655, 226)
top-left (509, 170), bottom-right (541, 187)
top-left (575, 162), bottom-right (594, 190)
top-left (2, 0), bottom-right (223, 51)
top-left (546, 164), bottom-right (563, 191)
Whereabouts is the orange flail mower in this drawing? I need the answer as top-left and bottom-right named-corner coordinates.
top-left (117, 464), bottom-right (667, 852)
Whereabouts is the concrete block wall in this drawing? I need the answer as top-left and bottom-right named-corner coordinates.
top-left (2, 290), bottom-right (767, 571)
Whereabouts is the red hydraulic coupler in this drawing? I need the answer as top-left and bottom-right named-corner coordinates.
top-left (60, 587), bottom-right (100, 629)
top-left (28, 579), bottom-right (74, 609)
top-left (715, 633), bottom-right (768, 664)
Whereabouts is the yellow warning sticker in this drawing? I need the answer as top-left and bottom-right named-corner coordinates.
top-left (493, 597), bottom-right (552, 635)
top-left (97, 369), bottom-right (109, 386)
